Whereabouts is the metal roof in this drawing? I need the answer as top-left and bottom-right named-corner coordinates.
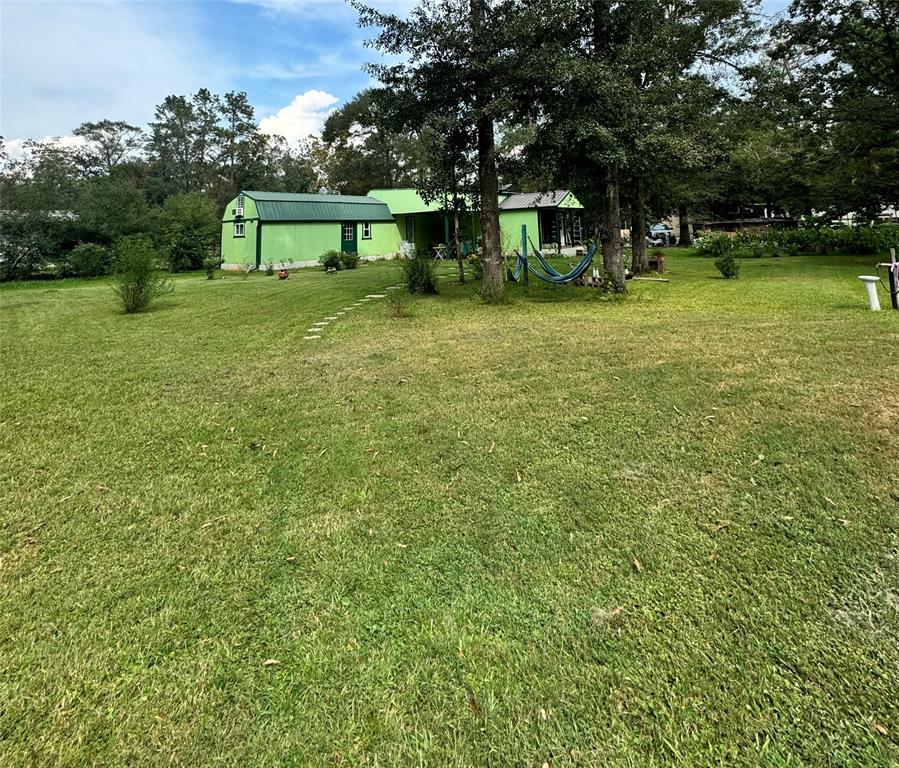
top-left (498, 190), bottom-right (573, 210)
top-left (367, 188), bottom-right (445, 215)
top-left (242, 191), bottom-right (394, 222)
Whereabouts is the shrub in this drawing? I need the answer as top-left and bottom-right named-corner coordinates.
top-left (388, 288), bottom-right (412, 318)
top-left (203, 254), bottom-right (220, 279)
top-left (715, 250), bottom-right (740, 279)
top-left (319, 249), bottom-right (342, 271)
top-left (265, 260), bottom-right (275, 276)
top-left (466, 253), bottom-right (483, 280)
top-left (112, 235), bottom-right (171, 313)
top-left (339, 250), bottom-right (360, 270)
top-left (403, 253), bottom-right (438, 294)
top-left (168, 229), bottom-right (206, 272)
top-left (65, 243), bottom-right (110, 277)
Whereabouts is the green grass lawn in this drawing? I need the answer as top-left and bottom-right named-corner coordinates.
top-left (1, 253), bottom-right (897, 766)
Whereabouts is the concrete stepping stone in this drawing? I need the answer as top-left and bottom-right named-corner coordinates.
top-left (325, 316), bottom-right (338, 320)
top-left (313, 321), bottom-right (329, 327)
top-left (303, 335), bottom-right (321, 340)
top-left (366, 294), bottom-right (386, 298)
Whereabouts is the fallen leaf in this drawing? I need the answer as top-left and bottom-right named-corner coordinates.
top-left (839, 518), bottom-right (851, 527)
top-left (516, 469), bottom-right (522, 483)
top-left (467, 694), bottom-right (482, 717)
top-left (262, 659), bottom-right (281, 667)
top-left (873, 723), bottom-right (889, 737)
top-left (488, 441), bottom-right (495, 454)
top-left (824, 496), bottom-right (838, 507)
top-left (714, 521), bottom-right (731, 532)
top-left (633, 558), bottom-right (643, 573)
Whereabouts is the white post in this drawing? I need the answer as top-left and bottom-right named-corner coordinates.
top-left (858, 276), bottom-right (881, 311)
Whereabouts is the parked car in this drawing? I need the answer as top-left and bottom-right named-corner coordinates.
top-left (648, 223), bottom-right (677, 246)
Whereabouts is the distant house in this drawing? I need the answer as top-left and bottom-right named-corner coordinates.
top-left (220, 191), bottom-right (396, 269)
top-left (220, 188), bottom-right (586, 269)
top-left (498, 191), bottom-right (585, 251)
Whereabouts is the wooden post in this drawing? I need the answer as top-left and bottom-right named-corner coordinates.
top-left (890, 248), bottom-right (898, 310)
top-left (521, 224), bottom-right (529, 294)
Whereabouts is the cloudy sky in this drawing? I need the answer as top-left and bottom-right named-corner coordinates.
top-left (1, 0), bottom-right (790, 151)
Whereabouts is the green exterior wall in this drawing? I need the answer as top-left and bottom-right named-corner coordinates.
top-left (221, 194), bottom-right (260, 266)
top-left (499, 210), bottom-right (539, 254)
top-left (357, 221), bottom-right (403, 258)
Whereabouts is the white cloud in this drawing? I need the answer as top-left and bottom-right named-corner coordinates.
top-left (258, 90), bottom-right (340, 145)
top-left (0, 0), bottom-right (223, 139)
top-left (3, 135), bottom-right (88, 164)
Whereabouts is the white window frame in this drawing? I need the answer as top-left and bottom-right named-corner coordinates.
top-left (233, 222), bottom-right (245, 238)
top-left (342, 222), bottom-right (355, 241)
top-left (362, 221), bottom-right (372, 240)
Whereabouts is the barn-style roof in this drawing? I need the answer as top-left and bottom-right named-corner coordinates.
top-left (242, 191), bottom-right (394, 222)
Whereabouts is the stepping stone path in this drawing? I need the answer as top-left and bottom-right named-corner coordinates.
top-left (302, 284), bottom-right (393, 341)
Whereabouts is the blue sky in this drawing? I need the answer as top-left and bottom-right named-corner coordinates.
top-left (1, 0), bottom-right (790, 152)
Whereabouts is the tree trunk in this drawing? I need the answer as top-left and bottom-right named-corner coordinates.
top-left (630, 175), bottom-right (648, 274)
top-left (601, 163), bottom-right (626, 292)
top-left (678, 203), bottom-right (692, 246)
top-left (471, 0), bottom-right (503, 300)
top-left (454, 204), bottom-right (465, 284)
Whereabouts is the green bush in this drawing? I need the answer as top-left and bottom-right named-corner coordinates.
top-left (339, 250), bottom-right (360, 270)
top-left (715, 250), bottom-right (740, 279)
top-left (65, 243), bottom-right (110, 277)
top-left (319, 250), bottom-right (342, 271)
top-left (403, 253), bottom-right (438, 294)
top-left (264, 260), bottom-right (275, 276)
top-left (466, 253), bottom-right (483, 280)
top-left (112, 235), bottom-right (171, 313)
top-left (168, 229), bottom-right (206, 272)
top-left (203, 254), bottom-right (220, 279)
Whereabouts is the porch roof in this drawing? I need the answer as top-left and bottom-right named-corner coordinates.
top-left (499, 190), bottom-right (576, 210)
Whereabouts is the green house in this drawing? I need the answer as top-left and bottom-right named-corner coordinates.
top-left (220, 188), bottom-right (586, 269)
top-left (498, 191), bottom-right (585, 252)
top-left (368, 188), bottom-right (482, 255)
top-left (220, 191), bottom-right (398, 269)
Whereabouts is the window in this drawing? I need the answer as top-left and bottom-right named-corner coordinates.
top-left (405, 216), bottom-right (415, 242)
top-left (362, 221), bottom-right (372, 240)
top-left (235, 194), bottom-right (245, 216)
top-left (342, 223), bottom-right (355, 241)
top-left (233, 222), bottom-right (245, 237)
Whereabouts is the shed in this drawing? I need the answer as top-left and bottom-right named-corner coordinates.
top-left (498, 190), bottom-right (585, 251)
top-left (220, 191), bottom-right (397, 269)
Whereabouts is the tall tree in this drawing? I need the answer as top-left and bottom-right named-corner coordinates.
top-left (772, 0), bottom-right (899, 218)
top-left (72, 120), bottom-right (143, 175)
top-left (353, 0), bottom-right (512, 300)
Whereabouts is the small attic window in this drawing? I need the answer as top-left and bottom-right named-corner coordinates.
top-left (236, 194), bottom-right (245, 214)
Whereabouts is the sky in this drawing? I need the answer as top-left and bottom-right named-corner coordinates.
top-left (0, 0), bottom-right (791, 155)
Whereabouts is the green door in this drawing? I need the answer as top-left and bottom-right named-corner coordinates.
top-left (341, 222), bottom-right (357, 253)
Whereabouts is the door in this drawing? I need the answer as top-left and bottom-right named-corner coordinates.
top-left (341, 222), bottom-right (357, 253)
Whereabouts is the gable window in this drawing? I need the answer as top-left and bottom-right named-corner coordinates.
top-left (362, 222), bottom-right (372, 240)
top-left (342, 223), bottom-right (355, 241)
top-left (236, 194), bottom-right (245, 215)
top-left (233, 222), bottom-right (245, 238)
top-left (405, 216), bottom-right (415, 242)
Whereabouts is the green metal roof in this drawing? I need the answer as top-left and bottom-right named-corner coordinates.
top-left (367, 189), bottom-right (445, 215)
top-left (242, 191), bottom-right (394, 222)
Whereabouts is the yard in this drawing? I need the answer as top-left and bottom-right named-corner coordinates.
top-left (1, 253), bottom-right (897, 766)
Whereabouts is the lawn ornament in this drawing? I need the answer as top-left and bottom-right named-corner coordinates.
top-left (278, 269), bottom-right (289, 280)
top-left (861, 247), bottom-right (899, 311)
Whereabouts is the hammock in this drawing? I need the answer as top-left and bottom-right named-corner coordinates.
top-left (509, 243), bottom-right (597, 284)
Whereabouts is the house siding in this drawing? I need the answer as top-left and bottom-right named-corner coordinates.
top-left (499, 209), bottom-right (539, 254)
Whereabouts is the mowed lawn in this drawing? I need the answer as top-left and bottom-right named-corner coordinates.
top-left (1, 253), bottom-right (897, 767)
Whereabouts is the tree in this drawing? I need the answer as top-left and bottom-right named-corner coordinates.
top-left (77, 176), bottom-right (149, 244)
top-left (354, 0), bottom-right (513, 300)
top-left (72, 120), bottom-right (143, 175)
top-left (321, 89), bottom-right (426, 195)
top-left (772, 0), bottom-right (899, 218)
top-left (155, 193), bottom-right (218, 271)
